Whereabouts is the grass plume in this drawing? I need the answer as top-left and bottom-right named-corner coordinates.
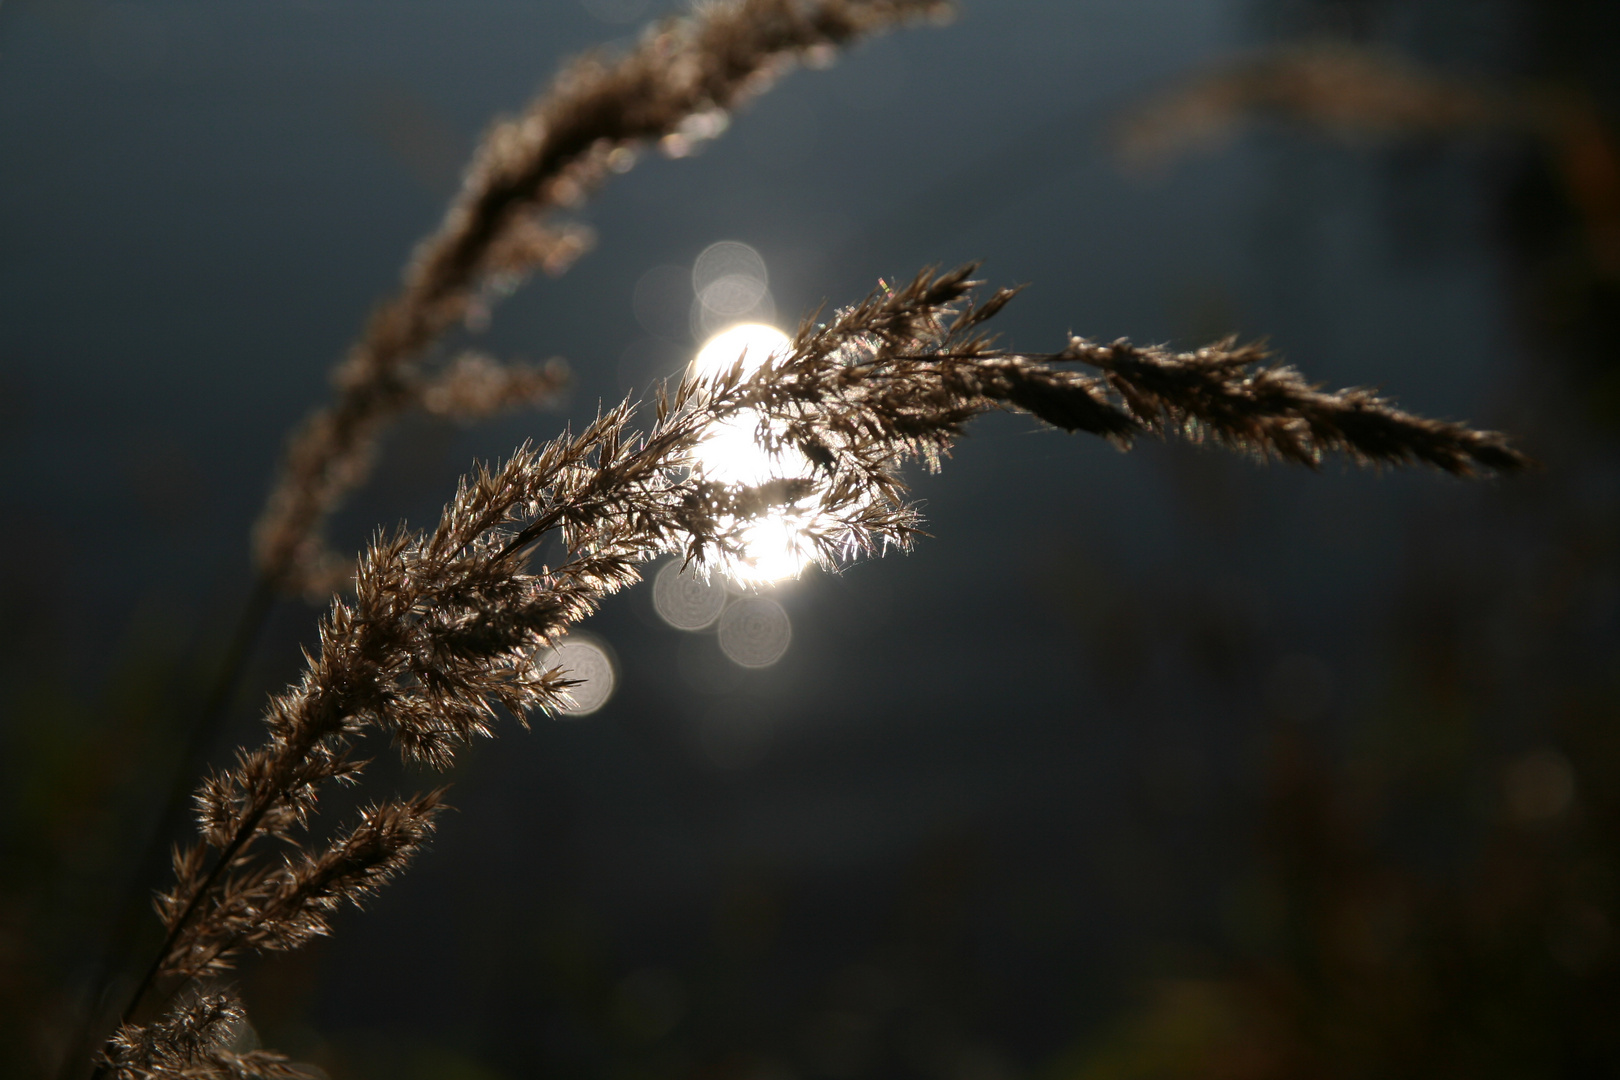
top-left (251, 0), bottom-right (951, 596)
top-left (100, 992), bottom-right (310, 1080)
top-left (103, 265), bottom-right (1524, 1072)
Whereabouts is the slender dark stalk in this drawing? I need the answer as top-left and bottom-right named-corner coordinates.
top-left (117, 758), bottom-right (274, 1029)
top-left (64, 573), bottom-right (278, 1080)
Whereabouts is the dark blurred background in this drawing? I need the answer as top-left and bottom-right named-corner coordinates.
top-left (2, 0), bottom-right (1618, 1077)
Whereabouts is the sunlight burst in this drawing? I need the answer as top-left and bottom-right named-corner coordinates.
top-left (689, 323), bottom-right (819, 585)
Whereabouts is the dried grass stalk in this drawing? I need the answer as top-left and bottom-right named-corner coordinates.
top-left (1057, 336), bottom-right (1526, 474)
top-left (251, 0), bottom-right (951, 595)
top-left (115, 267), bottom-right (1524, 1069)
top-left (100, 993), bottom-right (311, 1080)
top-left (105, 262), bottom-right (1523, 1074)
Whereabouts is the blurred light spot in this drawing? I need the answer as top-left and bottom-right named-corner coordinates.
top-left (694, 289), bottom-right (775, 339)
top-left (719, 597), bottom-right (792, 667)
top-left (1263, 653), bottom-right (1334, 721)
top-left (653, 560), bottom-right (727, 631)
top-left (692, 241), bottom-right (774, 337)
top-left (1505, 748), bottom-right (1575, 823)
top-left (580, 0), bottom-right (651, 24)
top-left (679, 109), bottom-right (730, 143)
top-left (613, 968), bottom-right (685, 1041)
top-left (538, 638), bottom-right (616, 716)
top-left (699, 708), bottom-right (771, 770)
top-left (694, 241), bottom-right (767, 306)
top-left (701, 274), bottom-right (769, 317)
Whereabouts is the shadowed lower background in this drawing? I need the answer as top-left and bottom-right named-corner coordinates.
top-left (2, 0), bottom-right (1618, 1077)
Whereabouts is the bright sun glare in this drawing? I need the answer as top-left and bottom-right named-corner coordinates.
top-left (690, 322), bottom-right (790, 383)
top-left (689, 324), bottom-right (817, 585)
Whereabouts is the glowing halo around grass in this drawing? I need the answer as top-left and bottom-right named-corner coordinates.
top-left (689, 322), bottom-right (790, 383)
top-left (536, 637), bottom-right (617, 716)
top-left (688, 323), bottom-right (820, 586)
